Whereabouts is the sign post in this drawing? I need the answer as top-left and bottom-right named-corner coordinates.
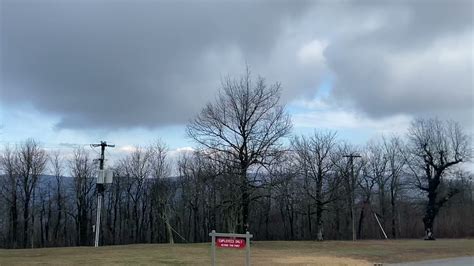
top-left (209, 230), bottom-right (253, 266)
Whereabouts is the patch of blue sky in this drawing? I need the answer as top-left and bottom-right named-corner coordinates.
top-left (286, 77), bottom-right (333, 115)
top-left (0, 105), bottom-right (191, 151)
top-left (286, 77), bottom-right (380, 144)
top-left (290, 119), bottom-right (373, 145)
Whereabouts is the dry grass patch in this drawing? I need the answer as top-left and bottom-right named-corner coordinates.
top-left (0, 239), bottom-right (472, 265)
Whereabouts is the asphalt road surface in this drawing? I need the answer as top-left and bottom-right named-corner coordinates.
top-left (390, 256), bottom-right (473, 266)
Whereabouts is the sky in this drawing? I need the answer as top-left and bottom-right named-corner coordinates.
top-left (0, 0), bottom-right (473, 162)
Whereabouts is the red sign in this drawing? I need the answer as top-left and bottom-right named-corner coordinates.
top-left (216, 237), bottom-right (246, 249)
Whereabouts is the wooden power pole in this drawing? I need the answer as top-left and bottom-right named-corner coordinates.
top-left (344, 153), bottom-right (361, 241)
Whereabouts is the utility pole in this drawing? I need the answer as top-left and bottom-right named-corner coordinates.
top-left (91, 141), bottom-right (115, 247)
top-left (344, 153), bottom-right (361, 241)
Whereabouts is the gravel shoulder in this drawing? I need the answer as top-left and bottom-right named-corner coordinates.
top-left (389, 256), bottom-right (474, 266)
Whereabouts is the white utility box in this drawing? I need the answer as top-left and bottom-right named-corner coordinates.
top-left (97, 169), bottom-right (114, 184)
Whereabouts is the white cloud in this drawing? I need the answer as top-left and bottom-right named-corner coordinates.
top-left (298, 39), bottom-right (328, 65)
top-left (118, 145), bottom-right (135, 153)
top-left (291, 98), bottom-right (412, 135)
top-left (290, 97), bottom-right (330, 111)
top-left (167, 146), bottom-right (195, 159)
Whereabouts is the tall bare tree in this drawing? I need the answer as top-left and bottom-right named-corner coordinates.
top-left (359, 142), bottom-right (386, 239)
top-left (0, 145), bottom-right (19, 248)
top-left (292, 131), bottom-right (339, 240)
top-left (148, 141), bottom-right (173, 243)
top-left (49, 151), bottom-right (66, 245)
top-left (406, 118), bottom-right (471, 240)
top-left (382, 136), bottom-right (405, 238)
top-left (177, 151), bottom-right (216, 242)
top-left (119, 146), bottom-right (151, 242)
top-left (16, 139), bottom-right (47, 247)
top-left (69, 148), bottom-right (95, 246)
top-left (186, 69), bottom-right (292, 233)
top-left (332, 143), bottom-right (363, 240)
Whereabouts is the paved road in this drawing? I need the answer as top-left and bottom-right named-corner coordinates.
top-left (389, 256), bottom-right (473, 266)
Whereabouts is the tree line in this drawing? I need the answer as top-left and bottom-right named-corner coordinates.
top-left (0, 72), bottom-right (472, 248)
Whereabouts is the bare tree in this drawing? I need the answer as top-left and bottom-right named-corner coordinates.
top-left (49, 151), bottom-right (66, 245)
top-left (69, 148), bottom-right (95, 246)
top-left (119, 146), bottom-right (151, 242)
top-left (148, 141), bottom-right (174, 243)
top-left (177, 151), bottom-right (214, 242)
top-left (0, 145), bottom-right (19, 248)
top-left (186, 69), bottom-right (292, 233)
top-left (332, 143), bottom-right (363, 240)
top-left (359, 142), bottom-right (386, 239)
top-left (356, 159), bottom-right (375, 239)
top-left (406, 118), bottom-right (471, 240)
top-left (292, 131), bottom-right (339, 240)
top-left (382, 136), bottom-right (405, 238)
top-left (270, 152), bottom-right (300, 240)
top-left (16, 139), bottom-right (47, 248)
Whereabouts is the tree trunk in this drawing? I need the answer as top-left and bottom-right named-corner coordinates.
top-left (390, 190), bottom-right (397, 239)
top-left (335, 205), bottom-right (341, 240)
top-left (279, 201), bottom-right (288, 239)
top-left (54, 189), bottom-right (62, 245)
top-left (10, 190), bottom-right (18, 248)
top-left (23, 198), bottom-right (30, 248)
top-left (46, 194), bottom-right (51, 246)
top-left (133, 203), bottom-right (139, 242)
top-left (379, 187), bottom-right (386, 229)
top-left (423, 190), bottom-right (437, 240)
top-left (265, 199), bottom-right (271, 239)
top-left (148, 206), bottom-right (154, 243)
top-left (31, 187), bottom-right (36, 248)
top-left (357, 202), bottom-right (366, 239)
top-left (193, 206), bottom-right (199, 242)
top-left (40, 199), bottom-right (45, 247)
top-left (316, 174), bottom-right (324, 241)
top-left (79, 202), bottom-right (88, 246)
top-left (287, 202), bottom-right (294, 240)
top-left (307, 204), bottom-right (312, 239)
top-left (315, 203), bottom-right (324, 241)
top-left (112, 196), bottom-right (118, 244)
top-left (240, 173), bottom-right (250, 234)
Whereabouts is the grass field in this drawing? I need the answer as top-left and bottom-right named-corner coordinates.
top-left (0, 239), bottom-right (472, 265)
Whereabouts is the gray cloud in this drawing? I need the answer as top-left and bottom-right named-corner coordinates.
top-left (320, 0), bottom-right (473, 121)
top-left (1, 0), bottom-right (312, 129)
top-left (1, 0), bottom-right (472, 130)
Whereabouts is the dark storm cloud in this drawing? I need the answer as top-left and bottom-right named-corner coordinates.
top-left (1, 0), bottom-right (472, 130)
top-left (0, 0), bottom-right (311, 129)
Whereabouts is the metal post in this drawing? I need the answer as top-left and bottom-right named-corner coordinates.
top-left (92, 141), bottom-right (114, 247)
top-left (211, 230), bottom-right (216, 266)
top-left (94, 193), bottom-right (102, 247)
top-left (245, 231), bottom-right (251, 266)
top-left (351, 156), bottom-right (356, 241)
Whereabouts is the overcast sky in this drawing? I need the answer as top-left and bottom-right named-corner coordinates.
top-left (1, 0), bottom-right (472, 157)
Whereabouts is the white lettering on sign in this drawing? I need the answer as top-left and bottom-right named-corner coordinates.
top-left (216, 237), bottom-right (246, 248)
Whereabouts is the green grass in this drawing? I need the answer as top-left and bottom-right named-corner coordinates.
top-left (0, 239), bottom-right (472, 265)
